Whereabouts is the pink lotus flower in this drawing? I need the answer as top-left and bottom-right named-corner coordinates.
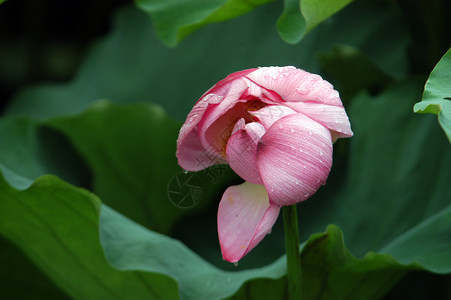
top-left (176, 66), bottom-right (353, 263)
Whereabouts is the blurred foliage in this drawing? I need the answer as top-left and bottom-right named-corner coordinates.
top-left (0, 0), bottom-right (450, 299)
top-left (278, 0), bottom-right (354, 43)
top-left (4, 1), bottom-right (411, 121)
top-left (135, 0), bottom-right (275, 47)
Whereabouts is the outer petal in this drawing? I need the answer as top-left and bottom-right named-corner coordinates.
top-left (284, 102), bottom-right (353, 142)
top-left (257, 113), bottom-right (333, 206)
top-left (201, 68), bottom-right (257, 98)
top-left (218, 182), bottom-right (280, 263)
top-left (176, 93), bottom-right (224, 171)
top-left (226, 122), bottom-right (265, 184)
top-left (245, 66), bottom-right (343, 106)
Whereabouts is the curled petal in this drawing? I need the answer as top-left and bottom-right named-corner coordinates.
top-left (176, 69), bottom-right (257, 170)
top-left (285, 102), bottom-right (353, 142)
top-left (257, 113), bottom-right (333, 206)
top-left (198, 78), bottom-right (263, 157)
top-left (226, 122), bottom-right (265, 184)
top-left (231, 118), bottom-right (246, 135)
top-left (218, 182), bottom-right (280, 263)
top-left (176, 94), bottom-right (224, 171)
top-left (199, 78), bottom-right (281, 157)
top-left (250, 105), bottom-right (297, 130)
top-left (245, 67), bottom-right (343, 106)
top-left (201, 68), bottom-right (257, 99)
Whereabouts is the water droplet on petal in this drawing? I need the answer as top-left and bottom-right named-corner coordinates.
top-left (290, 128), bottom-right (295, 133)
top-left (295, 86), bottom-right (309, 95)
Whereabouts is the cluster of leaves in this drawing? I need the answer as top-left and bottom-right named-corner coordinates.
top-left (0, 0), bottom-right (450, 299)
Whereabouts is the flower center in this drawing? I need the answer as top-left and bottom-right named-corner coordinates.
top-left (206, 99), bottom-right (266, 157)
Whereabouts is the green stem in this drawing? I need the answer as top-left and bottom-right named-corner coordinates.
top-left (283, 204), bottom-right (303, 300)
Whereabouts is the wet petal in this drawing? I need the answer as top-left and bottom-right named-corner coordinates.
top-left (198, 78), bottom-right (256, 155)
top-left (198, 77), bottom-right (281, 157)
top-left (246, 67), bottom-right (343, 106)
top-left (218, 182), bottom-right (280, 263)
top-left (257, 113), bottom-right (333, 206)
top-left (176, 93), bottom-right (224, 171)
top-left (285, 101), bottom-right (353, 141)
top-left (226, 122), bottom-right (265, 184)
top-left (250, 105), bottom-right (297, 130)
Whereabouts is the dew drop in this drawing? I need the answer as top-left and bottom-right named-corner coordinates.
top-left (203, 94), bottom-right (214, 101)
top-left (183, 170), bottom-right (189, 174)
top-left (290, 128), bottom-right (295, 133)
top-left (234, 263), bottom-right (239, 267)
top-left (295, 86), bottom-right (309, 95)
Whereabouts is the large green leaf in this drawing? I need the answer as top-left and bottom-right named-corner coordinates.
top-left (278, 0), bottom-right (354, 43)
top-left (47, 101), bottom-right (238, 234)
top-left (0, 236), bottom-right (71, 300)
top-left (47, 101), bottom-right (182, 233)
top-left (299, 79), bottom-right (451, 273)
top-left (0, 174), bottom-right (179, 300)
top-left (0, 117), bottom-right (91, 190)
top-left (100, 205), bottom-right (417, 300)
top-left (135, 0), bottom-right (274, 47)
top-left (0, 162), bottom-right (413, 300)
top-left (4, 2), bottom-right (409, 121)
top-left (414, 48), bottom-right (451, 142)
